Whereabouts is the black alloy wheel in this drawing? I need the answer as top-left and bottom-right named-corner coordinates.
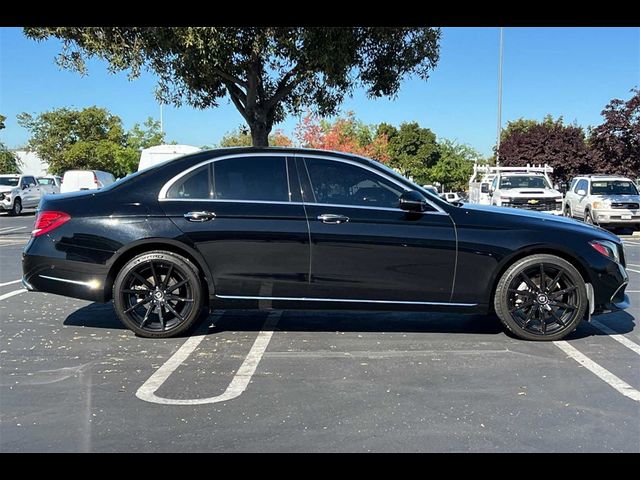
top-left (494, 254), bottom-right (587, 341)
top-left (113, 251), bottom-right (204, 338)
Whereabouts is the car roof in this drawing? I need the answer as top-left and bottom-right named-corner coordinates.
top-left (0, 174), bottom-right (20, 177)
top-left (576, 175), bottom-right (634, 181)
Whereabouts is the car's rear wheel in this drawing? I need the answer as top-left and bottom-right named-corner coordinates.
top-left (494, 254), bottom-right (587, 341)
top-left (9, 198), bottom-right (21, 216)
top-left (564, 204), bottom-right (572, 218)
top-left (113, 251), bottom-right (204, 338)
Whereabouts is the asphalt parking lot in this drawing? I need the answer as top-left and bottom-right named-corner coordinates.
top-left (1, 210), bottom-right (639, 452)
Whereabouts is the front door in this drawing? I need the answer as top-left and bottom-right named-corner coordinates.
top-left (297, 156), bottom-right (457, 303)
top-left (160, 154), bottom-right (309, 298)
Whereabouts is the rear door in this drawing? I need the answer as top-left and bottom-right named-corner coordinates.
top-left (159, 153), bottom-right (310, 299)
top-left (297, 155), bottom-right (457, 303)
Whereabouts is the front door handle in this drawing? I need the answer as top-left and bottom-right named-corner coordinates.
top-left (317, 213), bottom-right (349, 224)
top-left (184, 211), bottom-right (216, 222)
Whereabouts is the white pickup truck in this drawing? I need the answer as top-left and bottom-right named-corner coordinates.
top-left (0, 174), bottom-right (45, 215)
top-left (37, 175), bottom-right (62, 195)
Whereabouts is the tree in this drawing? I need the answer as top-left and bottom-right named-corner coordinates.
top-left (0, 114), bottom-right (6, 130)
top-left (497, 115), bottom-right (591, 182)
top-left (17, 106), bottom-right (161, 177)
top-left (379, 122), bottom-right (440, 184)
top-left (219, 126), bottom-right (293, 147)
top-left (429, 139), bottom-right (480, 191)
top-left (0, 142), bottom-right (21, 173)
top-left (295, 112), bottom-right (389, 162)
top-left (24, 27), bottom-right (441, 146)
top-left (588, 88), bottom-right (639, 178)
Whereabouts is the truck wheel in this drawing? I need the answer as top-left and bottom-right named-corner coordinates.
top-left (564, 205), bottom-right (572, 218)
top-left (9, 198), bottom-right (22, 216)
top-left (584, 209), bottom-right (595, 225)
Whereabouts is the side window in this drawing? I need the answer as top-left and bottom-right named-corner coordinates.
top-left (569, 178), bottom-right (578, 192)
top-left (166, 165), bottom-right (211, 199)
top-left (304, 158), bottom-right (405, 209)
top-left (22, 176), bottom-right (35, 188)
top-left (576, 179), bottom-right (588, 193)
top-left (213, 156), bottom-right (288, 202)
top-left (491, 176), bottom-right (498, 189)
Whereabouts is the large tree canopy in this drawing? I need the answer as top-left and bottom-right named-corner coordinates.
top-left (588, 88), bottom-right (639, 178)
top-left (24, 27), bottom-right (441, 146)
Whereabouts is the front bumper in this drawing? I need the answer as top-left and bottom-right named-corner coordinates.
top-left (593, 208), bottom-right (640, 226)
top-left (0, 198), bottom-right (13, 210)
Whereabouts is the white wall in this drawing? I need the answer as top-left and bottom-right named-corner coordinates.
top-left (15, 150), bottom-right (48, 176)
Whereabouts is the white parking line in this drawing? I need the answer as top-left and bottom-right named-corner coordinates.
top-left (136, 311), bottom-right (281, 405)
top-left (0, 226), bottom-right (26, 234)
top-left (627, 264), bottom-right (640, 268)
top-left (626, 268), bottom-right (640, 275)
top-left (0, 279), bottom-right (21, 287)
top-left (591, 319), bottom-right (640, 356)
top-left (554, 341), bottom-right (640, 403)
top-left (0, 289), bottom-right (27, 301)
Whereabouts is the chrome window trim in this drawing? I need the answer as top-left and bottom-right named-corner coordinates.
top-left (158, 150), bottom-right (446, 214)
top-left (215, 294), bottom-right (476, 307)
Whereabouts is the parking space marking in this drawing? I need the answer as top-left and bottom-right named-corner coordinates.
top-left (626, 268), bottom-right (640, 275)
top-left (136, 311), bottom-right (281, 406)
top-left (554, 341), bottom-right (640, 403)
top-left (0, 226), bottom-right (26, 234)
top-left (0, 289), bottom-right (26, 301)
top-left (0, 279), bottom-right (21, 287)
top-left (591, 319), bottom-right (640, 356)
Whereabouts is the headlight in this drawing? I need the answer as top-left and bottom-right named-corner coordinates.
top-left (592, 200), bottom-right (610, 209)
top-left (499, 196), bottom-right (511, 203)
top-left (590, 240), bottom-right (621, 263)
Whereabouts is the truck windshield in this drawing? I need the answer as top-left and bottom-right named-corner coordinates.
top-left (590, 180), bottom-right (639, 196)
top-left (499, 176), bottom-right (550, 189)
top-left (0, 178), bottom-right (19, 187)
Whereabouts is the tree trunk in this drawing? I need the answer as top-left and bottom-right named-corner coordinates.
top-left (249, 121), bottom-right (271, 147)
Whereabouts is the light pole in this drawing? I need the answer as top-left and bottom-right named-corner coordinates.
top-left (496, 27), bottom-right (504, 167)
top-left (160, 103), bottom-right (164, 135)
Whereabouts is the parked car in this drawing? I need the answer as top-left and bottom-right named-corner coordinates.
top-left (0, 174), bottom-right (44, 215)
top-left (60, 170), bottom-right (115, 194)
top-left (22, 148), bottom-right (629, 341)
top-left (440, 192), bottom-right (462, 203)
top-left (563, 175), bottom-right (640, 229)
top-left (37, 175), bottom-right (62, 195)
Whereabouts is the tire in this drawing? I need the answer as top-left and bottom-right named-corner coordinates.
top-left (564, 204), bottom-right (572, 218)
top-left (9, 197), bottom-right (22, 216)
top-left (584, 209), bottom-right (595, 225)
top-left (113, 250), bottom-right (204, 338)
top-left (494, 254), bottom-right (587, 341)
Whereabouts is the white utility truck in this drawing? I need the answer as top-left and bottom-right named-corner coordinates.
top-left (138, 144), bottom-right (201, 171)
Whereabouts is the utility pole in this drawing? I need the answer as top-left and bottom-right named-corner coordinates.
top-left (160, 103), bottom-right (164, 135)
top-left (496, 27), bottom-right (504, 167)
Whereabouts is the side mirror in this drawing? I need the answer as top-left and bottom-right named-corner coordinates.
top-left (577, 189), bottom-right (587, 196)
top-left (21, 184), bottom-right (28, 190)
top-left (399, 190), bottom-right (428, 212)
top-left (480, 183), bottom-right (489, 194)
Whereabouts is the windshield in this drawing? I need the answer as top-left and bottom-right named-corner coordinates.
top-left (499, 176), bottom-right (550, 189)
top-left (0, 177), bottom-right (19, 187)
top-left (590, 180), bottom-right (639, 196)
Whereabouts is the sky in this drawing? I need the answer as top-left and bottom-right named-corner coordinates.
top-left (1, 27), bottom-right (638, 157)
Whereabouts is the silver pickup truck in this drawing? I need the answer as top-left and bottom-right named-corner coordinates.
top-left (0, 174), bottom-right (45, 215)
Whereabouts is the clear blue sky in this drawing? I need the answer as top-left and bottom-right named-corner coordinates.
top-left (1, 27), bottom-right (638, 157)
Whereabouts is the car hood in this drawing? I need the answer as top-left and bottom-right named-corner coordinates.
top-left (0, 186), bottom-right (17, 194)
top-left (591, 194), bottom-right (640, 203)
top-left (459, 203), bottom-right (619, 241)
top-left (499, 188), bottom-right (561, 197)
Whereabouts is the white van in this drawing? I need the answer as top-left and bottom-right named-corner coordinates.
top-left (138, 144), bottom-right (201, 171)
top-left (60, 170), bottom-right (116, 194)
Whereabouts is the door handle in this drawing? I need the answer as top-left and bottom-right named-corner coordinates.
top-left (184, 211), bottom-right (216, 222)
top-left (317, 213), bottom-right (349, 224)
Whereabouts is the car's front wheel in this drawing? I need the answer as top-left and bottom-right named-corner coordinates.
top-left (9, 197), bottom-right (21, 216)
top-left (494, 254), bottom-right (587, 341)
top-left (113, 250), bottom-right (204, 338)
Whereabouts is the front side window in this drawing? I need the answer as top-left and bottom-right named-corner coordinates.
top-left (576, 180), bottom-right (588, 193)
top-left (213, 156), bottom-right (288, 202)
top-left (304, 158), bottom-right (404, 209)
top-left (166, 165), bottom-right (211, 199)
top-left (22, 176), bottom-right (36, 188)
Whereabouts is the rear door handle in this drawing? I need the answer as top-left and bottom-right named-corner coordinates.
top-left (184, 211), bottom-right (216, 222)
top-left (317, 213), bottom-right (349, 224)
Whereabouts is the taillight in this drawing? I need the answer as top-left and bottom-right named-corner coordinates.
top-left (32, 211), bottom-right (70, 237)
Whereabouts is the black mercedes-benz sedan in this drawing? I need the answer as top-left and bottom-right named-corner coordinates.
top-left (22, 147), bottom-right (629, 340)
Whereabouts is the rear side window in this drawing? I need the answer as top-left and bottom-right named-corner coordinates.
top-left (213, 156), bottom-right (288, 202)
top-left (38, 178), bottom-right (55, 185)
top-left (166, 165), bottom-right (211, 199)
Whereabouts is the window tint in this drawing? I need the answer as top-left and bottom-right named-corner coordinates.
top-left (166, 165), bottom-right (211, 199)
top-left (38, 178), bottom-right (55, 185)
top-left (304, 158), bottom-right (404, 208)
top-left (22, 176), bottom-right (36, 187)
top-left (213, 156), bottom-right (288, 202)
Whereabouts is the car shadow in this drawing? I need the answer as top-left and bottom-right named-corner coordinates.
top-left (64, 304), bottom-right (634, 340)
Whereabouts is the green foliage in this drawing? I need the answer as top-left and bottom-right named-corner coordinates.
top-left (380, 122), bottom-right (440, 184)
top-left (0, 114), bottom-right (6, 130)
top-left (219, 125), bottom-right (293, 147)
top-left (0, 142), bottom-right (21, 173)
top-left (429, 139), bottom-right (480, 191)
top-left (24, 27), bottom-right (441, 146)
top-left (17, 106), bottom-right (163, 177)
